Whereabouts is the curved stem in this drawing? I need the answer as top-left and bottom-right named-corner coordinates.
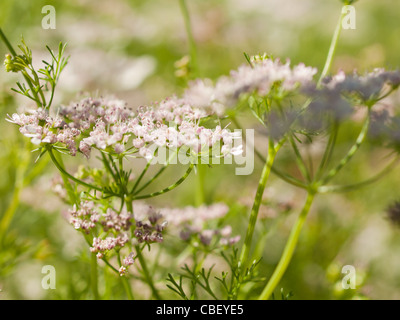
top-left (0, 28), bottom-right (42, 108)
top-left (239, 139), bottom-right (283, 268)
top-left (318, 155), bottom-right (399, 193)
top-left (231, 116), bottom-right (307, 189)
top-left (134, 150), bottom-right (177, 195)
top-left (102, 258), bottom-right (119, 274)
top-left (259, 192), bottom-right (315, 300)
top-left (135, 246), bottom-right (162, 300)
top-left (101, 152), bottom-right (119, 185)
top-left (48, 147), bottom-right (104, 192)
top-left (289, 134), bottom-right (311, 182)
top-left (133, 163), bottom-right (195, 200)
top-left (179, 0), bottom-right (198, 77)
top-left (131, 157), bottom-right (153, 194)
top-left (320, 113), bottom-right (370, 185)
top-left (317, 5), bottom-right (347, 86)
top-left (315, 122), bottom-right (339, 181)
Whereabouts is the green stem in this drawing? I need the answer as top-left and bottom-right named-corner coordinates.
top-left (289, 134), bottom-right (311, 183)
top-left (238, 139), bottom-right (283, 268)
top-left (320, 113), bottom-right (370, 185)
top-left (231, 116), bottom-right (307, 189)
top-left (179, 0), bottom-right (198, 77)
top-left (0, 28), bottom-right (17, 56)
top-left (131, 157), bottom-right (153, 194)
top-left (258, 192), bottom-right (315, 300)
top-left (0, 145), bottom-right (30, 243)
top-left (0, 28), bottom-right (42, 108)
top-left (121, 277), bottom-right (134, 300)
top-left (195, 163), bottom-right (206, 206)
top-left (48, 147), bottom-right (104, 193)
top-left (101, 152), bottom-right (119, 185)
top-left (315, 122), bottom-right (339, 181)
top-left (133, 163), bottom-right (195, 200)
top-left (102, 257), bottom-right (119, 274)
top-left (91, 252), bottom-right (100, 300)
top-left (135, 246), bottom-right (162, 300)
top-left (317, 5), bottom-right (348, 86)
top-left (318, 155), bottom-right (399, 193)
top-left (133, 149), bottom-right (177, 195)
top-left (125, 198), bottom-right (161, 299)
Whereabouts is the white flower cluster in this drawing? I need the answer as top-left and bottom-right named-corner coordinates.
top-left (184, 58), bottom-right (318, 115)
top-left (7, 95), bottom-right (242, 160)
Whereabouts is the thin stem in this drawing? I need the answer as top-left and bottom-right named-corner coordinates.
top-left (134, 150), bottom-right (177, 195)
top-left (315, 122), bottom-right (339, 181)
top-left (0, 28), bottom-right (42, 108)
top-left (101, 152), bottom-right (119, 185)
top-left (259, 192), bottom-right (315, 300)
top-left (289, 134), bottom-right (311, 183)
top-left (318, 155), bottom-right (399, 193)
top-left (131, 157), bottom-right (153, 194)
top-left (238, 139), bottom-right (283, 269)
top-left (133, 163), bottom-right (195, 200)
top-left (0, 28), bottom-right (16, 55)
top-left (135, 246), bottom-right (162, 300)
top-left (121, 277), bottom-right (134, 300)
top-left (231, 116), bottom-right (307, 189)
top-left (320, 112), bottom-right (370, 185)
top-left (48, 147), bottom-right (104, 193)
top-left (116, 251), bottom-right (135, 300)
top-left (91, 252), bottom-right (100, 300)
top-left (195, 163), bottom-right (206, 206)
top-left (29, 65), bottom-right (47, 106)
top-left (317, 5), bottom-right (348, 86)
top-left (178, 0), bottom-right (198, 77)
top-left (178, 0), bottom-right (203, 203)
top-left (118, 156), bottom-right (128, 194)
top-left (102, 258), bottom-right (119, 274)
top-left (125, 199), bottom-right (161, 299)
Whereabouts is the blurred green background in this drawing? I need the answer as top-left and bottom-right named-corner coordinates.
top-left (1, 0), bottom-right (400, 300)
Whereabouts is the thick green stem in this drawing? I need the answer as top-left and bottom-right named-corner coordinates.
top-left (258, 192), bottom-right (315, 300)
top-left (195, 163), bottom-right (206, 206)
